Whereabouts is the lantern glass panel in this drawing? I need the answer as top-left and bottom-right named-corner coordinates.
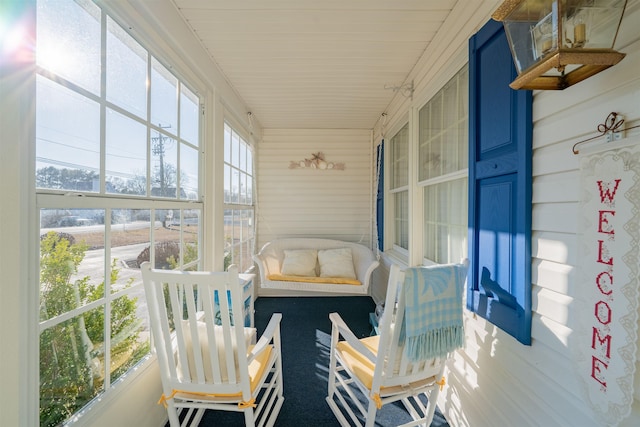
top-left (564, 0), bottom-right (627, 49)
top-left (502, 0), bottom-right (554, 73)
top-left (500, 0), bottom-right (626, 75)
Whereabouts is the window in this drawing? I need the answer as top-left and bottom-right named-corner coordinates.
top-left (389, 124), bottom-right (409, 252)
top-left (419, 66), bottom-right (469, 264)
top-left (36, 1), bottom-right (202, 425)
top-left (223, 122), bottom-right (255, 273)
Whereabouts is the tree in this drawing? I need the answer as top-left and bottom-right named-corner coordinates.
top-left (122, 173), bottom-right (147, 195)
top-left (39, 232), bottom-right (147, 427)
top-left (36, 160), bottom-right (183, 198)
top-left (151, 163), bottom-right (177, 197)
top-left (39, 233), bottom-right (93, 427)
top-left (104, 175), bottom-right (145, 195)
top-left (36, 166), bottom-right (99, 191)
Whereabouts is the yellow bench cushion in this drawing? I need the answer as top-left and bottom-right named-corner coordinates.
top-left (268, 273), bottom-right (361, 286)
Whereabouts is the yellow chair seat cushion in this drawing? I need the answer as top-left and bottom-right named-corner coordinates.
top-left (336, 335), bottom-right (380, 390)
top-left (245, 344), bottom-right (273, 393)
top-left (177, 344), bottom-right (273, 400)
top-left (268, 273), bottom-right (361, 286)
top-left (336, 336), bottom-right (438, 396)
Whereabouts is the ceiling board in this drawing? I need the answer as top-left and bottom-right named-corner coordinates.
top-left (172, 0), bottom-right (459, 129)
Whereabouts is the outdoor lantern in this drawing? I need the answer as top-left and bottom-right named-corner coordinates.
top-left (492, 0), bottom-right (628, 90)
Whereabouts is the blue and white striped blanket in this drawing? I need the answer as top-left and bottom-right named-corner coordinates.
top-left (403, 263), bottom-right (467, 361)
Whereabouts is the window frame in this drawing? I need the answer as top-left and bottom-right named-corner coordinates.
top-left (222, 120), bottom-right (256, 273)
top-left (387, 122), bottom-right (410, 257)
top-left (418, 65), bottom-right (469, 266)
top-left (34, 1), bottom-right (206, 423)
top-left (382, 63), bottom-right (471, 273)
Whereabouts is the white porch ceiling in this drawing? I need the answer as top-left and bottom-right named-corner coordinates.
top-left (171, 0), bottom-right (459, 130)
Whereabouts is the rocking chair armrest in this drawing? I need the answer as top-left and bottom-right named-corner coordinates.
top-left (249, 312), bottom-right (282, 361)
top-left (328, 312), bottom-right (376, 363)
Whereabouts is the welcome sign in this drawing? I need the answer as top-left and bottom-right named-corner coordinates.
top-left (576, 143), bottom-right (640, 425)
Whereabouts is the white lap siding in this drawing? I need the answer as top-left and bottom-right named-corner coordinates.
top-left (256, 128), bottom-right (374, 248)
top-left (444, 14), bottom-right (640, 427)
top-left (375, 2), bottom-right (640, 425)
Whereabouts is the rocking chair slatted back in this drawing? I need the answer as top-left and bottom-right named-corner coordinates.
top-left (368, 265), bottom-right (444, 392)
top-left (141, 263), bottom-right (284, 427)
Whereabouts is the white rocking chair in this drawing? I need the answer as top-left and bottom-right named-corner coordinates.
top-left (141, 263), bottom-right (284, 427)
top-left (326, 261), bottom-right (468, 427)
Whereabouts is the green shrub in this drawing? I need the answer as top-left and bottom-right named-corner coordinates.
top-left (39, 232), bottom-right (146, 427)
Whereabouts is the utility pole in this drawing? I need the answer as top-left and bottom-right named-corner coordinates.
top-left (151, 124), bottom-right (172, 196)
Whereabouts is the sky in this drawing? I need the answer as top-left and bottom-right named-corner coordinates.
top-left (35, 0), bottom-right (199, 196)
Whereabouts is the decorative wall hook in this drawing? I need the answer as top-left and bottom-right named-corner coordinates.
top-left (247, 111), bottom-right (254, 130)
top-left (289, 152), bottom-right (345, 170)
top-left (380, 112), bottom-right (388, 138)
top-left (384, 81), bottom-right (414, 99)
top-left (572, 112), bottom-right (640, 154)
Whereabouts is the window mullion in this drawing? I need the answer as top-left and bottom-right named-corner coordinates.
top-left (103, 208), bottom-right (112, 390)
top-left (100, 9), bottom-right (107, 195)
top-left (146, 51), bottom-right (152, 197)
top-left (39, 297), bottom-right (107, 333)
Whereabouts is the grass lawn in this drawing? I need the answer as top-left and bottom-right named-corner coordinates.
top-left (69, 225), bottom-right (199, 250)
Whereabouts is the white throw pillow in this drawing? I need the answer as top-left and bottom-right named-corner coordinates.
top-left (281, 249), bottom-right (318, 276)
top-left (180, 320), bottom-right (256, 382)
top-left (318, 248), bottom-right (357, 279)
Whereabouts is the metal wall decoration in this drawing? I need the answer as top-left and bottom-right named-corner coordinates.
top-left (289, 152), bottom-right (345, 170)
top-left (572, 112), bottom-right (640, 154)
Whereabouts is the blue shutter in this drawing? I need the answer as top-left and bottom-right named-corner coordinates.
top-left (376, 142), bottom-right (384, 250)
top-left (468, 20), bottom-right (532, 345)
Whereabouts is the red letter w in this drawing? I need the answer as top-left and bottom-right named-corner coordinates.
top-left (597, 179), bottom-right (621, 205)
